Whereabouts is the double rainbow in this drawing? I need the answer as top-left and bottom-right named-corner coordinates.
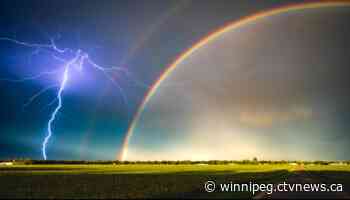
top-left (118, 0), bottom-right (350, 160)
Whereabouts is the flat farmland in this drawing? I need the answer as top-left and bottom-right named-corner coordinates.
top-left (0, 164), bottom-right (349, 199)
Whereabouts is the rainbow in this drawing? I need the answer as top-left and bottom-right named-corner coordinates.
top-left (118, 0), bottom-right (350, 160)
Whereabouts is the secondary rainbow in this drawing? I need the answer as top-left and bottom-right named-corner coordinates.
top-left (118, 0), bottom-right (350, 160)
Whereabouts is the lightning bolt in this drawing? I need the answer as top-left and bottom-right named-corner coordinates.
top-left (0, 36), bottom-right (142, 160)
top-left (42, 54), bottom-right (74, 160)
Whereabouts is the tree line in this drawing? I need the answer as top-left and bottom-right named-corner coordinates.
top-left (1, 158), bottom-right (350, 165)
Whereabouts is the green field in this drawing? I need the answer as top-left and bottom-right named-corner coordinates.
top-left (0, 163), bottom-right (294, 174)
top-left (0, 163), bottom-right (349, 199)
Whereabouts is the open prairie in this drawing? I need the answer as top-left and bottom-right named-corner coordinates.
top-left (1, 163), bottom-right (349, 199)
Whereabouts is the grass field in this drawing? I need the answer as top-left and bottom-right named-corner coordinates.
top-left (0, 163), bottom-right (294, 174)
top-left (0, 163), bottom-right (349, 199)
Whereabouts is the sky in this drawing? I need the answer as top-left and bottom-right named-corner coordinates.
top-left (0, 0), bottom-right (349, 161)
top-left (128, 4), bottom-right (350, 161)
